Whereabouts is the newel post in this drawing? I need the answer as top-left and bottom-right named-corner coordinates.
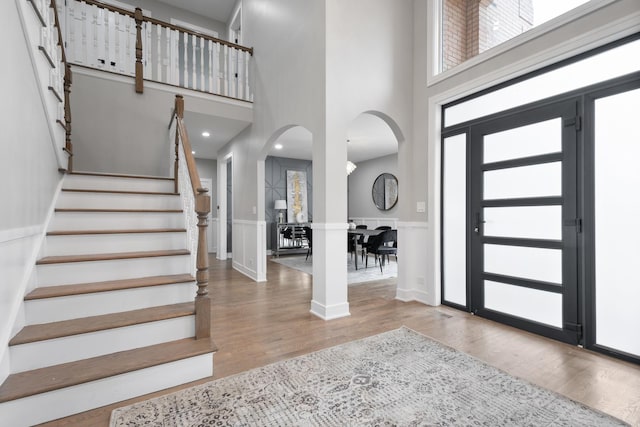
top-left (195, 188), bottom-right (211, 339)
top-left (134, 7), bottom-right (144, 93)
top-left (63, 64), bottom-right (73, 172)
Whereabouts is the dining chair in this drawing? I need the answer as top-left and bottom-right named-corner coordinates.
top-left (348, 225), bottom-right (368, 259)
top-left (365, 229), bottom-right (397, 273)
top-left (303, 226), bottom-right (312, 260)
top-left (362, 226), bottom-right (391, 263)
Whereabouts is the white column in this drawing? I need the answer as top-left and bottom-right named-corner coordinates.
top-left (309, 127), bottom-right (350, 320)
top-left (310, 223), bottom-right (350, 319)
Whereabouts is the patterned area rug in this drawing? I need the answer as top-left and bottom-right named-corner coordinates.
top-left (270, 254), bottom-right (397, 284)
top-left (110, 327), bottom-right (626, 426)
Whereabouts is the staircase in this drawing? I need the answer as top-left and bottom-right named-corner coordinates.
top-left (0, 172), bottom-right (216, 426)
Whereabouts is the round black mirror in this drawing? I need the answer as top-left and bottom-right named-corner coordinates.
top-left (372, 173), bottom-right (398, 210)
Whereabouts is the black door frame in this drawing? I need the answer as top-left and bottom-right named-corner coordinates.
top-left (440, 72), bottom-right (640, 364)
top-left (467, 99), bottom-right (581, 345)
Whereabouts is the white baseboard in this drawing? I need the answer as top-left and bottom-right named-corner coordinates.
top-left (232, 260), bottom-right (258, 282)
top-left (395, 288), bottom-right (436, 306)
top-left (309, 300), bottom-right (350, 320)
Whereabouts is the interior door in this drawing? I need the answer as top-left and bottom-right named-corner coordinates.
top-left (469, 99), bottom-right (581, 345)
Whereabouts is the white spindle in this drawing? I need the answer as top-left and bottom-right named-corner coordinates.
top-left (207, 39), bottom-right (213, 93)
top-left (123, 14), bottom-right (131, 74)
top-left (191, 34), bottom-right (196, 90)
top-left (245, 50), bottom-right (250, 101)
top-left (223, 45), bottom-right (229, 96)
top-left (172, 29), bottom-right (180, 85)
top-left (182, 32), bottom-right (188, 87)
top-left (156, 24), bottom-right (162, 81)
top-left (80, 2), bottom-right (87, 67)
top-left (165, 26), bottom-right (171, 84)
top-left (236, 49), bottom-right (244, 100)
top-left (89, 5), bottom-right (98, 68)
top-left (114, 13), bottom-right (121, 72)
top-left (144, 22), bottom-right (152, 79)
top-left (199, 37), bottom-right (205, 91)
top-left (101, 7), bottom-right (108, 69)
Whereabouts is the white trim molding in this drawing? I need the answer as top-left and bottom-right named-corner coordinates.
top-left (348, 217), bottom-right (399, 230)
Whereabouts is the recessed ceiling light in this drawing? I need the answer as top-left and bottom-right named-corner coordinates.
top-left (274, 143), bottom-right (283, 150)
top-left (192, 151), bottom-right (196, 154)
top-left (202, 131), bottom-right (210, 137)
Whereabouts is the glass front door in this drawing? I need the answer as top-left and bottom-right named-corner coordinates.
top-left (469, 100), bottom-right (581, 344)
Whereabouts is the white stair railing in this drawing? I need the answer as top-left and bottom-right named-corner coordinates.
top-left (63, 0), bottom-right (253, 101)
top-left (21, 0), bottom-right (73, 171)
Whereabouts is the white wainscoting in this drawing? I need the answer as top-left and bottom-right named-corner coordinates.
top-left (349, 217), bottom-right (399, 230)
top-left (209, 217), bottom-right (218, 253)
top-left (395, 222), bottom-right (435, 305)
top-left (232, 220), bottom-right (266, 282)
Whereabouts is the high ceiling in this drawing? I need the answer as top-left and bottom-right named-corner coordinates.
top-left (156, 1), bottom-right (398, 164)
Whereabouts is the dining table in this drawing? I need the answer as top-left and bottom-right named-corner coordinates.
top-left (347, 228), bottom-right (386, 270)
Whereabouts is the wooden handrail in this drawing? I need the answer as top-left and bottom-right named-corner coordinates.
top-left (173, 95), bottom-right (211, 341)
top-left (75, 0), bottom-right (254, 54)
top-left (51, 0), bottom-right (73, 171)
top-left (175, 96), bottom-right (203, 198)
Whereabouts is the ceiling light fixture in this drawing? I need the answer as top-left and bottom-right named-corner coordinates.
top-left (192, 151), bottom-right (196, 155)
top-left (202, 131), bottom-right (210, 137)
top-left (274, 143), bottom-right (283, 150)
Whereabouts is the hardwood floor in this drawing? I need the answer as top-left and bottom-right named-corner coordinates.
top-left (40, 255), bottom-right (640, 426)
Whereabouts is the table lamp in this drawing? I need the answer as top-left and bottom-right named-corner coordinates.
top-left (274, 199), bottom-right (287, 223)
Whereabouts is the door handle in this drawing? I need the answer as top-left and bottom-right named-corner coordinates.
top-left (474, 212), bottom-right (485, 234)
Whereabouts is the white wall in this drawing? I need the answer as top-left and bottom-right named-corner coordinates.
top-left (71, 68), bottom-right (252, 176)
top-left (348, 154), bottom-right (399, 219)
top-left (0, 0), bottom-right (64, 383)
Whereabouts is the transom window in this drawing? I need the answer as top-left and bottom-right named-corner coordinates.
top-left (440, 0), bottom-right (590, 73)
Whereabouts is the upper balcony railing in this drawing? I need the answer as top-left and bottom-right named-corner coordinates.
top-left (61, 0), bottom-right (253, 101)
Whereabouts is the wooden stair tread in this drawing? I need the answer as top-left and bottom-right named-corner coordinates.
top-left (55, 208), bottom-right (183, 213)
top-left (10, 303), bottom-right (195, 345)
top-left (47, 228), bottom-right (186, 236)
top-left (37, 249), bottom-right (189, 265)
top-left (69, 171), bottom-right (174, 181)
top-left (0, 338), bottom-right (216, 403)
top-left (61, 188), bottom-right (178, 196)
top-left (25, 274), bottom-right (195, 300)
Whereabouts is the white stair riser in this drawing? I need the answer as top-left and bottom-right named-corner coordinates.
top-left (44, 232), bottom-right (187, 256)
top-left (10, 316), bottom-right (195, 373)
top-left (25, 282), bottom-right (197, 324)
top-left (0, 352), bottom-right (213, 427)
top-left (64, 175), bottom-right (175, 193)
top-left (36, 255), bottom-right (192, 287)
top-left (57, 192), bottom-right (181, 210)
top-left (50, 211), bottom-right (184, 231)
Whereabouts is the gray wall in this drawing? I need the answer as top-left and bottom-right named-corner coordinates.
top-left (348, 154), bottom-right (398, 219)
top-left (264, 156), bottom-right (313, 251)
top-left (115, 0), bottom-right (228, 39)
top-left (71, 70), bottom-right (251, 176)
top-left (195, 158), bottom-right (217, 217)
